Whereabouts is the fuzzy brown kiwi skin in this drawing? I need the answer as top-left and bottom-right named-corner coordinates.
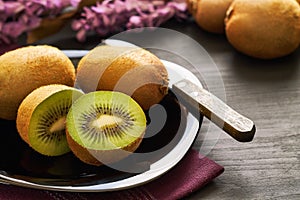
top-left (0, 45), bottom-right (75, 120)
top-left (187, 0), bottom-right (234, 34)
top-left (66, 129), bottom-right (144, 166)
top-left (225, 0), bottom-right (300, 59)
top-left (76, 46), bottom-right (169, 111)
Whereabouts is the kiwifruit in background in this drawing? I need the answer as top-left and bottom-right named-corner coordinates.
top-left (16, 84), bottom-right (84, 156)
top-left (187, 0), bottom-right (233, 34)
top-left (66, 91), bottom-right (146, 166)
top-left (0, 45), bottom-right (76, 120)
top-left (75, 45), bottom-right (169, 111)
top-left (225, 0), bottom-right (300, 59)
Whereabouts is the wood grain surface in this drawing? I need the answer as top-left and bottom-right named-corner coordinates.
top-left (161, 20), bottom-right (300, 200)
top-left (34, 19), bottom-right (299, 199)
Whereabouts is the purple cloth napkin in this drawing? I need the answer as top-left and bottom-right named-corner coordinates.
top-left (0, 149), bottom-right (224, 200)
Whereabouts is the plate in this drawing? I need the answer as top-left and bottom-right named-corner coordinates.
top-left (0, 60), bottom-right (202, 192)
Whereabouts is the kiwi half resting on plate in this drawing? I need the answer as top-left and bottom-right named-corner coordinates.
top-left (16, 84), bottom-right (84, 156)
top-left (66, 91), bottom-right (147, 166)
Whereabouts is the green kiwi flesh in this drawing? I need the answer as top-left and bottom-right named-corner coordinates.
top-left (67, 91), bottom-right (146, 150)
top-left (66, 91), bottom-right (146, 165)
top-left (29, 89), bottom-right (84, 156)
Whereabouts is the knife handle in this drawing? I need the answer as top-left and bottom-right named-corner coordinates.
top-left (172, 79), bottom-right (255, 142)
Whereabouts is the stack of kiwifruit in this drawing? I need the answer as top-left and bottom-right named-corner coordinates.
top-left (187, 0), bottom-right (300, 59)
top-left (0, 45), bottom-right (169, 166)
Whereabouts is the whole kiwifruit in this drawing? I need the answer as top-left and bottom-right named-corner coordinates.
top-left (225, 0), bottom-right (300, 59)
top-left (75, 45), bottom-right (169, 111)
top-left (66, 91), bottom-right (146, 166)
top-left (187, 0), bottom-right (233, 34)
top-left (0, 45), bottom-right (76, 120)
top-left (16, 84), bottom-right (84, 156)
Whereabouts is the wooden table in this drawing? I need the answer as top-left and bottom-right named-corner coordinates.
top-left (34, 19), bottom-right (299, 199)
top-left (162, 20), bottom-right (300, 199)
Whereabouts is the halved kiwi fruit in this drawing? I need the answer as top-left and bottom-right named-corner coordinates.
top-left (66, 91), bottom-right (146, 166)
top-left (16, 84), bottom-right (84, 156)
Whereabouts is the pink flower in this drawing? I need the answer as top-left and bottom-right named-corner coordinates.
top-left (0, 0), bottom-right (187, 44)
top-left (4, 2), bottom-right (24, 16)
top-left (0, 1), bottom-right (4, 11)
top-left (72, 0), bottom-right (188, 42)
top-left (0, 0), bottom-right (81, 44)
top-left (2, 21), bottom-right (26, 38)
top-left (70, 0), bottom-right (81, 8)
top-left (128, 16), bottom-right (142, 28)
